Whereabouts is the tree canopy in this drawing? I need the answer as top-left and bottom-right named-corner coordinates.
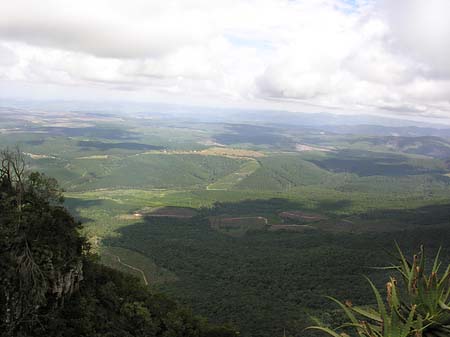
top-left (0, 147), bottom-right (238, 337)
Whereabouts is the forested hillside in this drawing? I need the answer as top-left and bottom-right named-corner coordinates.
top-left (0, 148), bottom-right (237, 337)
top-left (4, 0), bottom-right (450, 334)
top-left (2, 109), bottom-right (450, 337)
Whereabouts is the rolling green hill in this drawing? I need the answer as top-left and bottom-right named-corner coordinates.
top-left (3, 108), bottom-right (450, 337)
top-left (30, 154), bottom-right (245, 191)
top-left (236, 155), bottom-right (343, 191)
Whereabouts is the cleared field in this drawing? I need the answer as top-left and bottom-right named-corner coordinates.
top-left (269, 224), bottom-right (315, 231)
top-left (295, 144), bottom-right (334, 152)
top-left (144, 206), bottom-right (197, 218)
top-left (209, 216), bottom-right (268, 236)
top-left (279, 211), bottom-right (326, 222)
top-left (115, 213), bottom-right (144, 220)
top-left (76, 155), bottom-right (110, 159)
top-left (24, 152), bottom-right (56, 159)
top-left (200, 147), bottom-right (266, 158)
top-left (135, 147), bottom-right (265, 159)
top-left (207, 160), bottom-right (260, 190)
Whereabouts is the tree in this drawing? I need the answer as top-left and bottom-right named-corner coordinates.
top-left (0, 147), bottom-right (239, 337)
top-left (0, 147), bottom-right (86, 336)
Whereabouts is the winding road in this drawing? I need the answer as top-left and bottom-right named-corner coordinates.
top-left (103, 251), bottom-right (149, 286)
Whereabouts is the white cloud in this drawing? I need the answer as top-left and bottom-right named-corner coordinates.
top-left (0, 0), bottom-right (218, 58)
top-left (1, 0), bottom-right (450, 119)
top-left (0, 44), bottom-right (18, 68)
top-left (379, 0), bottom-right (450, 77)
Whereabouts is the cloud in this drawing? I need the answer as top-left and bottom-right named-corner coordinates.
top-left (0, 44), bottom-right (18, 68)
top-left (255, 0), bottom-right (450, 117)
top-left (0, 0), bottom-right (218, 58)
top-left (379, 0), bottom-right (450, 77)
top-left (1, 0), bottom-right (450, 119)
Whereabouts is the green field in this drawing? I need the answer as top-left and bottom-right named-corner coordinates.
top-left (207, 159), bottom-right (260, 190)
top-left (2, 108), bottom-right (450, 337)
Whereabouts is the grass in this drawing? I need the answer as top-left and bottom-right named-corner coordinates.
top-left (100, 246), bottom-right (178, 285)
top-left (208, 159), bottom-right (261, 190)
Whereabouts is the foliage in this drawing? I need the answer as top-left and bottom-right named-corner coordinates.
top-left (106, 207), bottom-right (449, 337)
top-left (0, 148), bottom-right (238, 337)
top-left (43, 260), bottom-right (238, 337)
top-left (390, 244), bottom-right (450, 336)
top-left (0, 148), bottom-right (86, 336)
top-left (308, 245), bottom-right (450, 337)
top-left (5, 112), bottom-right (450, 337)
top-left (310, 150), bottom-right (446, 177)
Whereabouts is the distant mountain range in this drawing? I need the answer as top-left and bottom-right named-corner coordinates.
top-left (2, 100), bottom-right (450, 146)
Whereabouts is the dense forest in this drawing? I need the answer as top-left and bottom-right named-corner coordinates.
top-left (107, 211), bottom-right (450, 337)
top-left (0, 150), bottom-right (450, 337)
top-left (1, 142), bottom-right (450, 337)
top-left (0, 148), bottom-right (237, 337)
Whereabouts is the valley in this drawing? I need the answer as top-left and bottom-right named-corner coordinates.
top-left (2, 106), bottom-right (450, 337)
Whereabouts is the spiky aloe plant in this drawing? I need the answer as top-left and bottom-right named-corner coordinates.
top-left (392, 244), bottom-right (450, 337)
top-left (308, 245), bottom-right (450, 337)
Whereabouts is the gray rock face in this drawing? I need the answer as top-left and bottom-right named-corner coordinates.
top-left (50, 260), bottom-right (83, 304)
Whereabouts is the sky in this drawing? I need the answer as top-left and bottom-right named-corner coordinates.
top-left (1, 0), bottom-right (450, 120)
